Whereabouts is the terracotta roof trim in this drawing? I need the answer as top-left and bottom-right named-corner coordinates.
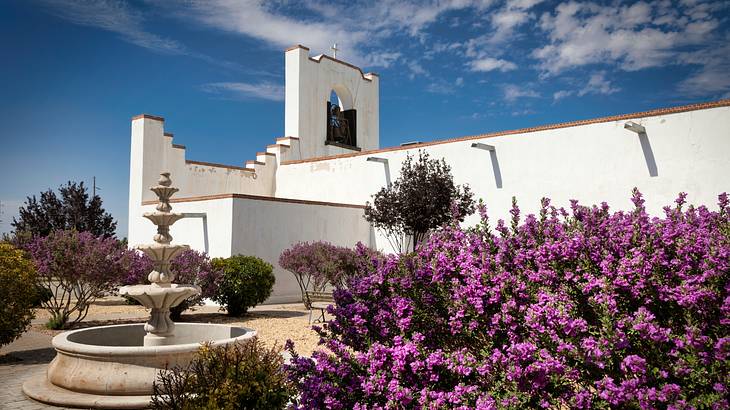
top-left (281, 99), bottom-right (730, 165)
top-left (186, 159), bottom-right (254, 172)
top-left (132, 114), bottom-right (165, 122)
top-left (308, 54), bottom-right (378, 82)
top-left (285, 44), bottom-right (310, 52)
top-left (142, 193), bottom-right (365, 209)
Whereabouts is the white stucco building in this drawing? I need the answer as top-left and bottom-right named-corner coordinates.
top-left (128, 44), bottom-right (730, 303)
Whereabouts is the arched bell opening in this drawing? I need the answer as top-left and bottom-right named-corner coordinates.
top-left (326, 87), bottom-right (357, 148)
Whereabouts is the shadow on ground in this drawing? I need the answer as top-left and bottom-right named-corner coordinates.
top-left (184, 309), bottom-right (307, 323)
top-left (0, 348), bottom-right (55, 366)
top-left (31, 309), bottom-right (308, 337)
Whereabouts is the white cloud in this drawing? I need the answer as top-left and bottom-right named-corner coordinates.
top-left (38, 0), bottom-right (186, 54)
top-left (366, 52), bottom-right (402, 69)
top-left (532, 1), bottom-right (721, 75)
top-left (200, 82), bottom-right (284, 101)
top-left (677, 42), bottom-right (730, 97)
top-left (470, 57), bottom-right (517, 72)
top-left (490, 0), bottom-right (543, 43)
top-left (180, 0), bottom-right (368, 62)
top-left (173, 0), bottom-right (493, 68)
top-left (553, 90), bottom-right (573, 100)
top-left (502, 84), bottom-right (539, 102)
top-left (36, 0), bottom-right (246, 70)
top-left (407, 61), bottom-right (428, 79)
top-left (578, 72), bottom-right (620, 96)
top-left (463, 0), bottom-right (542, 59)
top-left (426, 76), bottom-right (465, 94)
top-left (552, 72), bottom-right (619, 100)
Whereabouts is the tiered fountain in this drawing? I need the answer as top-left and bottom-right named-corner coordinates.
top-left (120, 172), bottom-right (200, 347)
top-left (24, 173), bottom-right (256, 409)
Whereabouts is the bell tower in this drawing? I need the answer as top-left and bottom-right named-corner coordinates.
top-left (284, 45), bottom-right (379, 160)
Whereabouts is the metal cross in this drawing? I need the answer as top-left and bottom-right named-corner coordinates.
top-left (331, 43), bottom-right (339, 59)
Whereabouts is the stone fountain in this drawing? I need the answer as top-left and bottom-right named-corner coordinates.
top-left (120, 172), bottom-right (199, 347)
top-left (24, 173), bottom-right (256, 409)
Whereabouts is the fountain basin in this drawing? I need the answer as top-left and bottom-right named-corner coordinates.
top-left (23, 323), bottom-right (256, 409)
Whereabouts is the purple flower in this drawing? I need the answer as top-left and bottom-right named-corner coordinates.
top-left (285, 190), bottom-right (730, 409)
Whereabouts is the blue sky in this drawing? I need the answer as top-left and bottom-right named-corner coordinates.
top-left (1, 0), bottom-right (728, 238)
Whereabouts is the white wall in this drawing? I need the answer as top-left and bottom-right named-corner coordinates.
top-left (130, 198), bottom-right (234, 258)
top-left (276, 105), bottom-right (730, 242)
top-left (230, 197), bottom-right (371, 303)
top-left (127, 115), bottom-right (275, 246)
top-left (129, 195), bottom-right (371, 304)
top-left (285, 45), bottom-right (379, 160)
top-left (128, 99), bottom-right (730, 303)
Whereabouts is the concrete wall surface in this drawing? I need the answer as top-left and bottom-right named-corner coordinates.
top-left (129, 195), bottom-right (370, 304)
top-left (230, 196), bottom-right (371, 303)
top-left (285, 45), bottom-right (379, 159)
top-left (128, 101), bottom-right (730, 303)
top-left (276, 104), bottom-right (730, 232)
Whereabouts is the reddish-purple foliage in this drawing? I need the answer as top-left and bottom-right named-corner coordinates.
top-left (279, 241), bottom-right (378, 292)
top-left (170, 249), bottom-right (222, 302)
top-left (287, 190), bottom-right (730, 409)
top-left (122, 248), bottom-right (222, 307)
top-left (26, 230), bottom-right (131, 328)
top-left (120, 249), bottom-right (154, 286)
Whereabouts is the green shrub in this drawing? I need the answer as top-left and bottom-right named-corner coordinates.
top-left (30, 283), bottom-right (53, 308)
top-left (212, 255), bottom-right (274, 316)
top-left (0, 243), bottom-right (37, 347)
top-left (151, 338), bottom-right (293, 410)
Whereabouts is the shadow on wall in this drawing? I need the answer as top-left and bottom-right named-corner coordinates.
top-left (489, 150), bottom-right (503, 189)
top-left (183, 213), bottom-right (209, 253)
top-left (471, 143), bottom-right (503, 189)
top-left (638, 132), bottom-right (659, 177)
top-left (366, 157), bottom-right (391, 186)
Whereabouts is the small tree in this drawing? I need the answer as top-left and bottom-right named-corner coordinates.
top-left (364, 150), bottom-right (475, 252)
top-left (26, 230), bottom-right (129, 329)
top-left (12, 181), bottom-right (116, 241)
top-left (279, 242), bottom-right (379, 303)
top-left (0, 243), bottom-right (37, 346)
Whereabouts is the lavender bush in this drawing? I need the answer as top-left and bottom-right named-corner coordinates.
top-left (121, 249), bottom-right (222, 320)
top-left (280, 241), bottom-right (377, 294)
top-left (26, 230), bottom-right (130, 329)
top-left (287, 190), bottom-right (730, 409)
top-left (120, 249), bottom-right (154, 287)
top-left (169, 250), bottom-right (222, 319)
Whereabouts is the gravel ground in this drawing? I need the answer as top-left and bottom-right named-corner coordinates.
top-left (30, 301), bottom-right (324, 356)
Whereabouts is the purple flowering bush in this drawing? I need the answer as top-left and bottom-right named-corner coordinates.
top-left (119, 249), bottom-right (154, 287)
top-left (27, 230), bottom-right (131, 329)
top-left (121, 249), bottom-right (222, 320)
top-left (287, 190), bottom-right (730, 409)
top-left (279, 241), bottom-right (379, 298)
top-left (169, 249), bottom-right (222, 319)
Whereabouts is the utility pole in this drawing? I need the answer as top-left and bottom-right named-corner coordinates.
top-left (93, 176), bottom-right (101, 198)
